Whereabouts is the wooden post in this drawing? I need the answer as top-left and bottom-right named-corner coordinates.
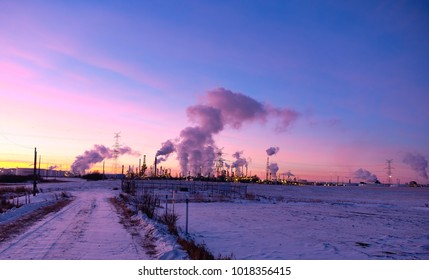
top-left (172, 189), bottom-right (175, 214)
top-left (185, 198), bottom-right (189, 235)
top-left (33, 147), bottom-right (37, 196)
top-left (165, 195), bottom-right (168, 216)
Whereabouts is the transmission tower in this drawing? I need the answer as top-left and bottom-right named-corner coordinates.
top-left (386, 159), bottom-right (394, 185)
top-left (113, 132), bottom-right (121, 174)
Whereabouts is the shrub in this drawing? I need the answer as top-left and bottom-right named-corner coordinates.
top-left (141, 192), bottom-right (158, 219)
top-left (158, 212), bottom-right (179, 236)
top-left (177, 238), bottom-right (215, 260)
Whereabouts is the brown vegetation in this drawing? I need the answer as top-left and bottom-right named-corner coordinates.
top-left (109, 197), bottom-right (159, 257)
top-left (0, 198), bottom-right (73, 243)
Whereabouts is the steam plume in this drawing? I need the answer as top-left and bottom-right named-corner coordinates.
top-left (280, 171), bottom-right (295, 178)
top-left (403, 152), bottom-right (428, 181)
top-left (266, 146), bottom-right (280, 156)
top-left (71, 144), bottom-right (140, 175)
top-left (268, 163), bottom-right (279, 179)
top-left (49, 165), bottom-right (59, 170)
top-left (156, 140), bottom-right (176, 164)
top-left (354, 168), bottom-right (378, 182)
top-left (231, 151), bottom-right (248, 176)
top-left (158, 87), bottom-right (299, 176)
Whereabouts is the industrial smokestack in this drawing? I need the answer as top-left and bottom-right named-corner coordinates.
top-left (266, 156), bottom-right (269, 181)
top-left (154, 156), bottom-right (157, 177)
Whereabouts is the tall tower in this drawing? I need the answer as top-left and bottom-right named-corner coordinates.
top-left (113, 132), bottom-right (121, 174)
top-left (266, 156), bottom-right (269, 181)
top-left (141, 155), bottom-right (147, 177)
top-left (386, 159), bottom-right (393, 185)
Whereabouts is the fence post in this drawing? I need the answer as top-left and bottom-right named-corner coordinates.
top-left (165, 195), bottom-right (168, 216)
top-left (172, 190), bottom-right (175, 214)
top-left (185, 198), bottom-right (189, 235)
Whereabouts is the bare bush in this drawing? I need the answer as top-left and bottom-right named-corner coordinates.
top-left (141, 192), bottom-right (158, 219)
top-left (158, 212), bottom-right (179, 236)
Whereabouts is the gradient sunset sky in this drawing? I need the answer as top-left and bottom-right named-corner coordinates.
top-left (1, 0), bottom-right (428, 183)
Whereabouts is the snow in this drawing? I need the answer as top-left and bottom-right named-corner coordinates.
top-left (0, 180), bottom-right (186, 260)
top-left (1, 180), bottom-right (428, 260)
top-left (173, 184), bottom-right (429, 259)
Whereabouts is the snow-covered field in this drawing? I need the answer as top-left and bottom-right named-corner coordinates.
top-left (174, 184), bottom-right (429, 260)
top-left (1, 180), bottom-right (428, 260)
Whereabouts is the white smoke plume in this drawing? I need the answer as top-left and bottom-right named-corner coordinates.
top-left (354, 168), bottom-right (378, 183)
top-left (266, 146), bottom-right (280, 156)
top-left (280, 171), bottom-right (294, 178)
top-left (156, 140), bottom-right (176, 164)
top-left (71, 144), bottom-right (140, 175)
top-left (268, 163), bottom-right (279, 179)
top-left (157, 88), bottom-right (299, 176)
top-left (231, 151), bottom-right (248, 176)
top-left (403, 152), bottom-right (428, 181)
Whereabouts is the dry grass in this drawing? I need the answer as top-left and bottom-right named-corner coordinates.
top-left (177, 238), bottom-right (215, 260)
top-left (109, 197), bottom-right (159, 257)
top-left (117, 191), bottom-right (232, 260)
top-left (176, 237), bottom-right (234, 260)
top-left (0, 186), bottom-right (31, 196)
top-left (0, 198), bottom-right (73, 243)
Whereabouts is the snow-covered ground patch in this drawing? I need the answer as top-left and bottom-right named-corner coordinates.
top-left (1, 180), bottom-right (428, 260)
top-left (174, 184), bottom-right (429, 259)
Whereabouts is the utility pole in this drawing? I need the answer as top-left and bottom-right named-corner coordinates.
top-left (33, 148), bottom-right (37, 196)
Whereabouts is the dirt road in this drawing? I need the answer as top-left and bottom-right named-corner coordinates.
top-left (0, 187), bottom-right (150, 259)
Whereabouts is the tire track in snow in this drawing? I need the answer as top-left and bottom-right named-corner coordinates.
top-left (0, 189), bottom-right (150, 259)
top-left (0, 198), bottom-right (83, 258)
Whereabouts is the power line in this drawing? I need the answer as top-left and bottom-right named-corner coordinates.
top-left (0, 130), bottom-right (33, 150)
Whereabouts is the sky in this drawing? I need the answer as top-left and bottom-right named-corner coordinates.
top-left (0, 0), bottom-right (428, 183)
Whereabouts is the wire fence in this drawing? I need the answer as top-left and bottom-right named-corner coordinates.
top-left (121, 179), bottom-right (248, 203)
